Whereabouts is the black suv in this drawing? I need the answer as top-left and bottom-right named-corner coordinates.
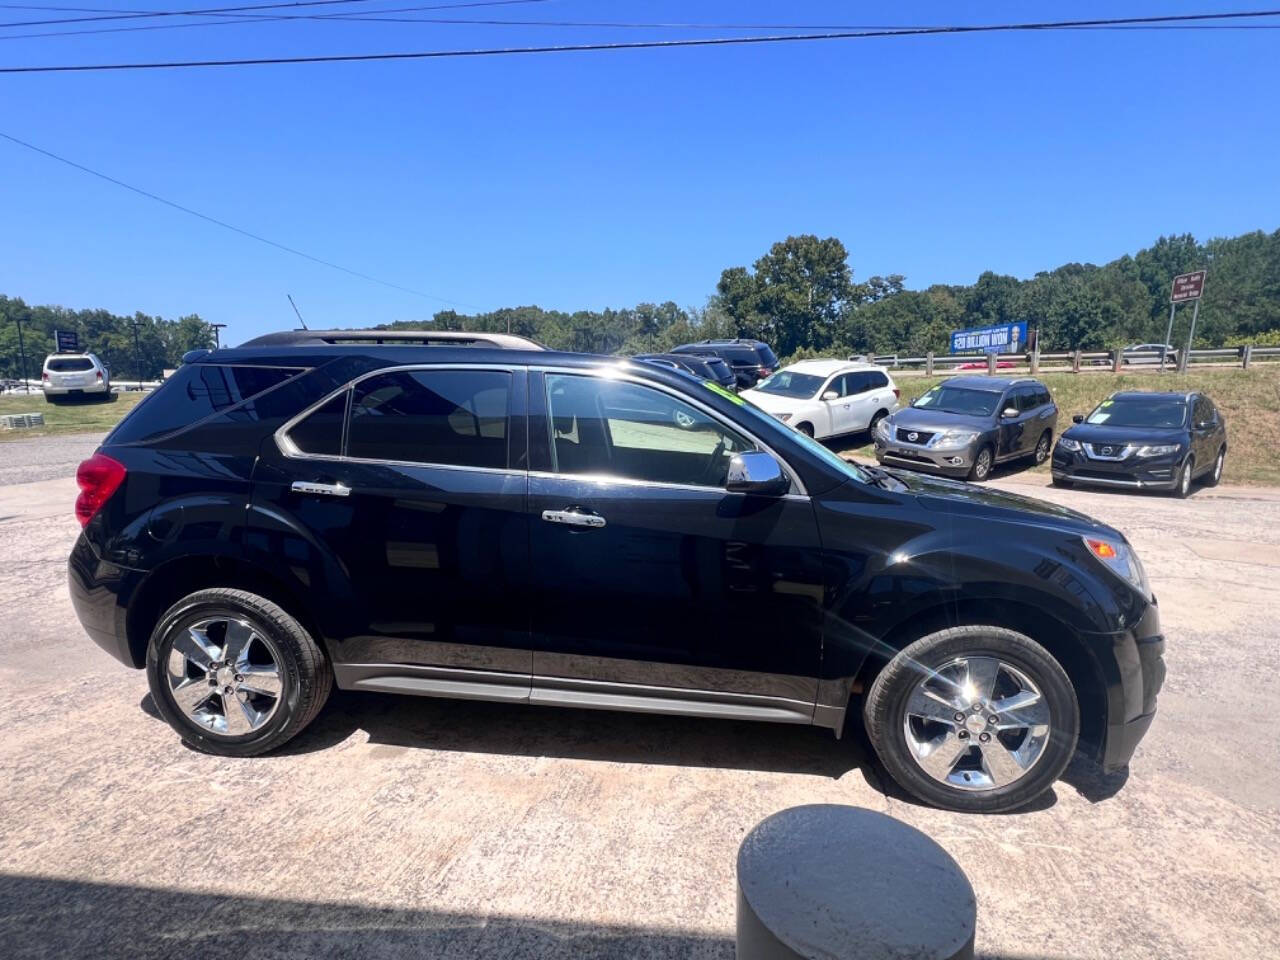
top-left (69, 332), bottom-right (1164, 813)
top-left (671, 339), bottom-right (778, 388)
top-left (633, 352), bottom-right (738, 392)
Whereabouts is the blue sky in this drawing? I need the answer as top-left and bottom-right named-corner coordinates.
top-left (1, 1), bottom-right (1277, 343)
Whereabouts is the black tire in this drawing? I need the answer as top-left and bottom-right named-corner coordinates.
top-left (868, 410), bottom-right (888, 437)
top-left (795, 422), bottom-right (814, 438)
top-left (1032, 430), bottom-right (1052, 465)
top-left (1050, 476), bottom-right (1072, 488)
top-left (1204, 447), bottom-right (1225, 487)
top-left (146, 588), bottom-right (331, 757)
top-left (863, 625), bottom-right (1079, 813)
top-left (967, 444), bottom-right (993, 482)
top-left (1172, 456), bottom-right (1194, 499)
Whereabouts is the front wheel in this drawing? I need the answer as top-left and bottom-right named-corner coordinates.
top-left (146, 588), bottom-right (331, 756)
top-left (863, 625), bottom-right (1080, 813)
top-left (1172, 456), bottom-right (1194, 499)
top-left (1032, 431), bottom-right (1052, 465)
top-left (967, 445), bottom-right (993, 482)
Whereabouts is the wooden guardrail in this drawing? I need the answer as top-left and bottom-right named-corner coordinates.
top-left (857, 345), bottom-right (1279, 376)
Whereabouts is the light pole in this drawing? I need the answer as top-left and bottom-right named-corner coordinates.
top-left (209, 323), bottom-right (227, 349)
top-left (13, 317), bottom-right (31, 393)
top-left (129, 320), bottom-right (144, 387)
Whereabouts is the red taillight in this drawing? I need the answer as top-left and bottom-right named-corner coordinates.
top-left (95, 371), bottom-right (103, 380)
top-left (42, 372), bottom-right (49, 381)
top-left (75, 454), bottom-right (126, 527)
top-left (759, 366), bottom-right (771, 376)
top-left (893, 388), bottom-right (901, 399)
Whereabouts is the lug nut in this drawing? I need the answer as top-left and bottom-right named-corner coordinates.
top-left (979, 732), bottom-right (991, 743)
top-left (954, 712), bottom-right (965, 722)
top-left (957, 730), bottom-right (969, 740)
top-left (988, 715), bottom-right (998, 724)
top-left (972, 703), bottom-right (982, 712)
top-left (234, 674), bottom-right (243, 683)
top-left (208, 678), bottom-right (217, 687)
top-left (223, 685), bottom-right (233, 694)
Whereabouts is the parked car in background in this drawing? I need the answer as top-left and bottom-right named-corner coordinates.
top-left (874, 376), bottom-right (1058, 481)
top-left (1052, 391), bottom-right (1226, 497)
top-left (42, 353), bottom-right (110, 402)
top-left (671, 338), bottom-right (778, 388)
top-left (957, 358), bottom-right (1016, 371)
top-left (634, 352), bottom-right (737, 392)
top-left (1123, 343), bottom-right (1178, 366)
top-left (741, 360), bottom-right (898, 439)
top-left (68, 330), bottom-right (1164, 813)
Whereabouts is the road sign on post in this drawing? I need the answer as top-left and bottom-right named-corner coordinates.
top-left (54, 329), bottom-right (79, 353)
top-left (1171, 270), bottom-right (1206, 303)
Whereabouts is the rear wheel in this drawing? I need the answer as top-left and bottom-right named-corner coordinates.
top-left (967, 445), bottom-right (993, 482)
top-left (863, 625), bottom-right (1079, 813)
top-left (146, 588), bottom-right (331, 756)
top-left (1204, 447), bottom-right (1225, 487)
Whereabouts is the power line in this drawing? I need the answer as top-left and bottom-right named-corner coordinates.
top-left (0, 0), bottom-right (548, 28)
top-left (0, 130), bottom-right (470, 306)
top-left (2, 9), bottom-right (1278, 73)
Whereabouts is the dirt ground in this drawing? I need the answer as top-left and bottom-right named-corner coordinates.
top-left (1, 439), bottom-right (1278, 959)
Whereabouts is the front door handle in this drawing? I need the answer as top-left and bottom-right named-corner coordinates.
top-left (542, 508), bottom-right (606, 529)
top-left (291, 481), bottom-right (351, 498)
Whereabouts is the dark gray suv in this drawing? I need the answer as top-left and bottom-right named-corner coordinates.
top-left (873, 376), bottom-right (1058, 481)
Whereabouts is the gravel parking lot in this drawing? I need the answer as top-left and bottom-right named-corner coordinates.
top-left (1, 437), bottom-right (1278, 959)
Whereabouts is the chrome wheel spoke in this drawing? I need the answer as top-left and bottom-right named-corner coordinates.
top-left (990, 690), bottom-right (1049, 731)
top-left (963, 656), bottom-right (1000, 703)
top-left (979, 740), bottom-right (1027, 787)
top-left (238, 664), bottom-right (282, 699)
top-left (172, 679), bottom-right (216, 714)
top-left (220, 692), bottom-right (254, 736)
top-left (173, 627), bottom-right (217, 671)
top-left (916, 732), bottom-right (969, 780)
top-left (906, 686), bottom-right (963, 725)
top-left (222, 620), bottom-right (256, 667)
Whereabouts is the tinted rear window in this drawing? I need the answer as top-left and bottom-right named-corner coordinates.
top-left (47, 357), bottom-right (94, 372)
top-left (109, 364), bottom-right (301, 444)
top-left (756, 345), bottom-right (779, 366)
top-left (287, 391), bottom-right (347, 456)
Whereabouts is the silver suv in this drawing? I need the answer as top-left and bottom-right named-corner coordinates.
top-left (42, 353), bottom-right (111, 401)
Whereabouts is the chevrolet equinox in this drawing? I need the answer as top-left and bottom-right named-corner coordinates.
top-left (68, 330), bottom-right (1165, 813)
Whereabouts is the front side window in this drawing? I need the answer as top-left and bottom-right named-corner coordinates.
top-left (546, 374), bottom-right (752, 487)
top-left (347, 369), bottom-right (510, 469)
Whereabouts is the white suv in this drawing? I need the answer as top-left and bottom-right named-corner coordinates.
top-left (741, 359), bottom-right (900, 439)
top-left (42, 353), bottom-right (111, 401)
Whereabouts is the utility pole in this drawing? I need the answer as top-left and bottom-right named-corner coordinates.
top-left (13, 317), bottom-right (31, 393)
top-left (129, 320), bottom-right (144, 387)
top-left (209, 323), bottom-right (227, 349)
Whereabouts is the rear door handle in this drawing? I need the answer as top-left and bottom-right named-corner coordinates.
top-left (542, 508), bottom-right (606, 529)
top-left (291, 481), bottom-right (351, 498)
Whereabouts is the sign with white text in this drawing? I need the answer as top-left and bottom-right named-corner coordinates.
top-left (950, 321), bottom-right (1028, 355)
top-left (1171, 270), bottom-right (1206, 303)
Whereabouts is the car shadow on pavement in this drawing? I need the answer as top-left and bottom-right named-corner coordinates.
top-left (0, 873), bottom-right (735, 960)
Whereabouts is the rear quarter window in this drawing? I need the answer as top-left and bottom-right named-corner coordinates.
top-left (107, 364), bottom-right (302, 445)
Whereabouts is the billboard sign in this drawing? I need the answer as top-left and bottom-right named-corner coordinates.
top-left (53, 329), bottom-right (80, 353)
top-left (950, 321), bottom-right (1028, 355)
top-left (1171, 270), bottom-right (1206, 303)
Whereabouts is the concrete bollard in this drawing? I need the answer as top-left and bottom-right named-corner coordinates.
top-left (1112, 348), bottom-right (1123, 373)
top-left (736, 805), bottom-right (976, 960)
top-left (986, 353), bottom-right (996, 375)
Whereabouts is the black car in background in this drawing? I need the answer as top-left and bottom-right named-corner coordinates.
top-left (671, 338), bottom-right (778, 388)
top-left (68, 331), bottom-right (1164, 813)
top-left (634, 352), bottom-right (738, 392)
top-left (1052, 391), bottom-right (1227, 497)
top-left (874, 377), bottom-right (1058, 481)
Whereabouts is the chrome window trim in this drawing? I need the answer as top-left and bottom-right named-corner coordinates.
top-left (274, 363), bottom-right (523, 475)
top-left (274, 360), bottom-right (809, 496)
top-left (535, 363), bottom-right (808, 497)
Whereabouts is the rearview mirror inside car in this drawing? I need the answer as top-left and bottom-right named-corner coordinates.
top-left (725, 451), bottom-right (789, 497)
top-left (1072, 414), bottom-right (1084, 424)
top-left (821, 390), bottom-right (839, 401)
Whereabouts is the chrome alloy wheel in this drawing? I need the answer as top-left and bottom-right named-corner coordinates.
top-left (1034, 433), bottom-right (1051, 464)
top-left (166, 617), bottom-right (284, 736)
top-left (902, 656), bottom-right (1051, 792)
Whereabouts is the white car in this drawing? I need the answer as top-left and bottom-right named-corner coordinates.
top-left (42, 353), bottom-right (111, 402)
top-left (741, 360), bottom-right (899, 439)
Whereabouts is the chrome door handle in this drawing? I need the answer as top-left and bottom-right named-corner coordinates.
top-left (542, 508), bottom-right (606, 528)
top-left (291, 481), bottom-right (351, 497)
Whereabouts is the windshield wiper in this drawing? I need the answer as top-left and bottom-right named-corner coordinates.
top-left (859, 463), bottom-right (906, 491)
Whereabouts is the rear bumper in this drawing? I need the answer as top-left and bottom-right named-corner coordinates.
top-left (43, 383), bottom-right (109, 396)
top-left (68, 534), bottom-right (141, 668)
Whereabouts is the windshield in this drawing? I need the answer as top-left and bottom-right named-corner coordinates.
top-left (752, 370), bottom-right (824, 399)
top-left (913, 384), bottom-right (1001, 417)
top-left (718, 382), bottom-right (872, 485)
top-left (1086, 396), bottom-right (1187, 428)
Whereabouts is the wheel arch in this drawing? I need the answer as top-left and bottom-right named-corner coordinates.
top-left (125, 555), bottom-right (322, 668)
top-left (846, 597), bottom-right (1108, 761)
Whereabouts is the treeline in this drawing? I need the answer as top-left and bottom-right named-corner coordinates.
top-left (383, 229), bottom-right (1280, 361)
top-left (0, 296), bottom-right (213, 380)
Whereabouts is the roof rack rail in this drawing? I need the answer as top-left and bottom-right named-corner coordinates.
top-left (237, 329), bottom-right (546, 350)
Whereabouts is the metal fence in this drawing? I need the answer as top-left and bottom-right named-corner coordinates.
top-left (864, 345), bottom-right (1280, 377)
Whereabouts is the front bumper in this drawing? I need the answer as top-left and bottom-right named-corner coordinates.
top-left (1097, 603), bottom-right (1166, 771)
top-left (874, 437), bottom-right (975, 477)
top-left (1051, 447), bottom-right (1184, 491)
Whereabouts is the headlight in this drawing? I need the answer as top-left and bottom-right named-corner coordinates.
top-left (1057, 437), bottom-right (1081, 452)
top-left (929, 430), bottom-right (980, 451)
top-left (1082, 536), bottom-right (1151, 598)
top-left (775, 413), bottom-right (792, 422)
top-left (874, 417), bottom-right (892, 440)
top-left (1134, 444), bottom-right (1180, 457)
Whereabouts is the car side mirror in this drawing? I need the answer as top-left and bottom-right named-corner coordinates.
top-left (1072, 414), bottom-right (1084, 424)
top-left (821, 390), bottom-right (839, 402)
top-left (726, 451), bottom-right (790, 497)
top-left (908, 396), bottom-right (917, 405)
top-left (1001, 407), bottom-right (1018, 419)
